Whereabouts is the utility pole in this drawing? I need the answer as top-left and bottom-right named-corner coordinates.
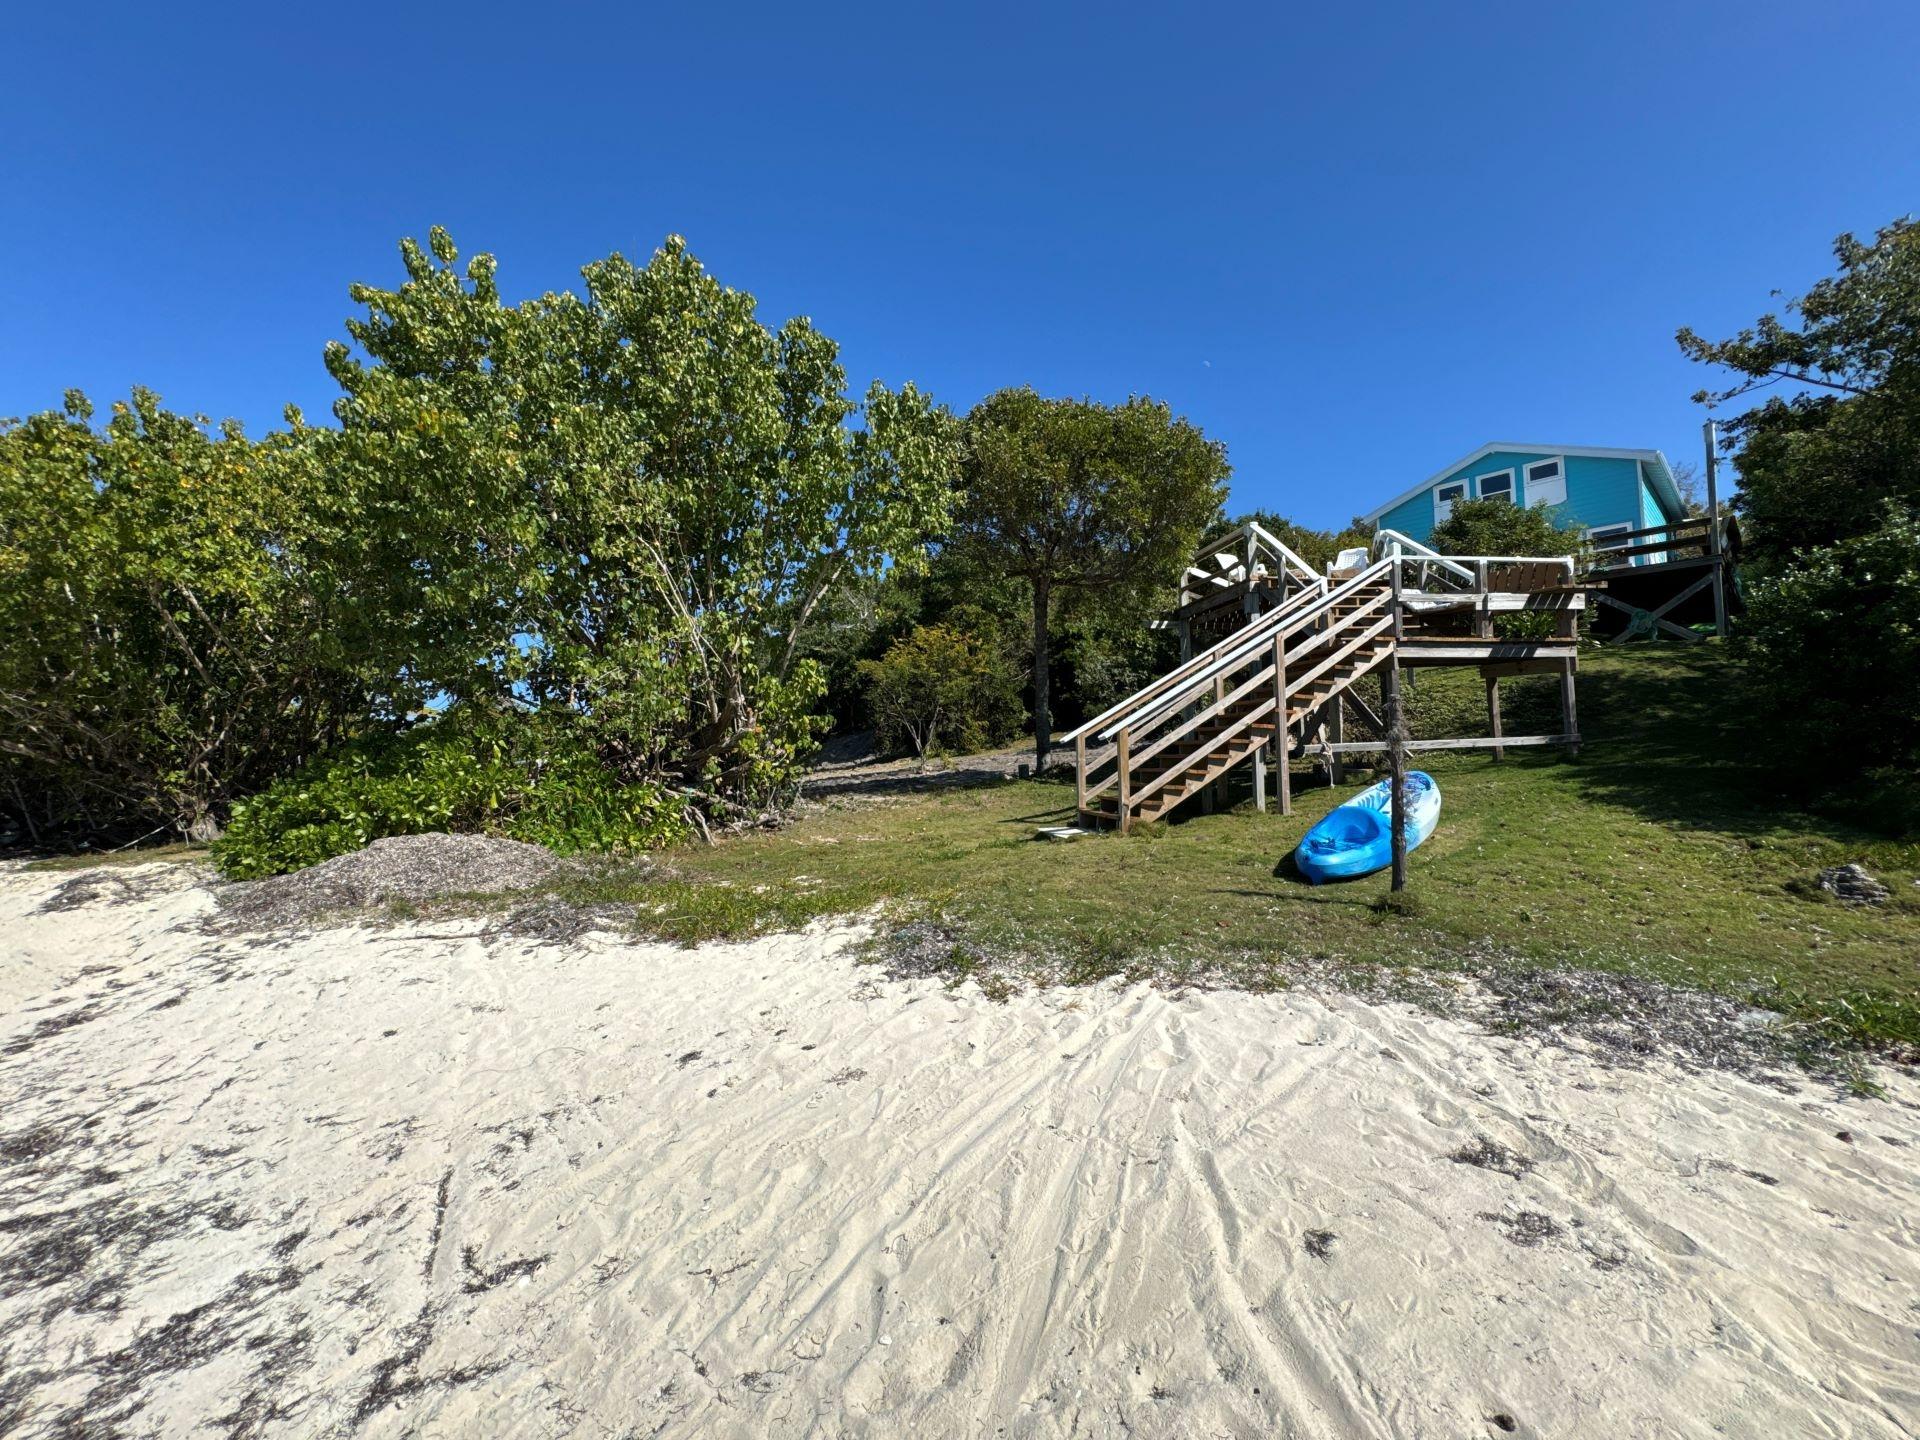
top-left (1703, 418), bottom-right (1727, 638)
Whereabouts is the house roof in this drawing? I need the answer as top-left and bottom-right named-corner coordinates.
top-left (1359, 442), bottom-right (1684, 527)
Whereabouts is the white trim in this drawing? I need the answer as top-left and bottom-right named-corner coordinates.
top-left (1474, 467), bottom-right (1516, 502)
top-left (1523, 455), bottom-right (1567, 508)
top-left (1360, 442), bottom-right (1679, 526)
top-left (1433, 479), bottom-right (1467, 524)
top-left (1587, 520), bottom-right (1635, 565)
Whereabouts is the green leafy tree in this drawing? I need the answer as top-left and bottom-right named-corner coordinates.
top-left (1679, 218), bottom-right (1920, 565)
top-left (0, 390), bottom-right (366, 844)
top-left (857, 623), bottom-right (1023, 757)
top-left (318, 229), bottom-right (961, 811)
top-left (1429, 496), bottom-right (1584, 560)
top-left (1736, 505), bottom-right (1920, 777)
top-left (1430, 498), bottom-right (1586, 640)
top-left (1205, 510), bottom-right (1372, 576)
top-left (1681, 216), bottom-right (1920, 803)
top-left (950, 389), bottom-right (1229, 763)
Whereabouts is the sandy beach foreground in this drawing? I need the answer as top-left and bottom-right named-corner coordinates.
top-left (2, 863), bottom-right (1917, 1438)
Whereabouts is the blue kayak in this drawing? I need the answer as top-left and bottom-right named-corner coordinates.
top-left (1294, 772), bottom-right (1442, 883)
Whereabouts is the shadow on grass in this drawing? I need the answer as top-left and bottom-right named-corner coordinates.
top-left (1554, 644), bottom-right (1898, 847)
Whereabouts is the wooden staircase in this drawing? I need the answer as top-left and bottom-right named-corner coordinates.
top-left (1066, 570), bottom-right (1401, 832)
top-left (1064, 538), bottom-right (1587, 833)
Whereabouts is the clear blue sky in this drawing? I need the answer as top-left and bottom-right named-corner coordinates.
top-left (5, 2), bottom-right (1914, 530)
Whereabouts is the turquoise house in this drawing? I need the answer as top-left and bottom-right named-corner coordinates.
top-left (1359, 442), bottom-right (1687, 551)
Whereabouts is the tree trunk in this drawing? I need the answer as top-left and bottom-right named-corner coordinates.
top-left (1031, 578), bottom-right (1052, 768)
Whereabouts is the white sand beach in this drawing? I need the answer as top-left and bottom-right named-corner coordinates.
top-left (3, 861), bottom-right (1918, 1439)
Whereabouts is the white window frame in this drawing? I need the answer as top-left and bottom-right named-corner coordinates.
top-left (1587, 521), bottom-right (1633, 565)
top-left (1433, 480), bottom-right (1467, 524)
top-left (1523, 456), bottom-right (1567, 508)
top-left (1475, 468), bottom-right (1516, 504)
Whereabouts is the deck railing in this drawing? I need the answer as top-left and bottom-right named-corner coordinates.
top-left (1586, 515), bottom-right (1724, 569)
top-left (1179, 520), bottom-right (1323, 607)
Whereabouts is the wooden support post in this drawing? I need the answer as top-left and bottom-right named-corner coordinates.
top-left (1486, 676), bottom-right (1504, 761)
top-left (1704, 418), bottom-right (1728, 639)
top-left (1272, 631), bottom-right (1291, 816)
top-left (1116, 727), bottom-right (1131, 834)
top-left (1559, 659), bottom-right (1579, 758)
top-left (1385, 662), bottom-right (1407, 892)
top-left (1252, 744), bottom-right (1267, 813)
top-left (1329, 694), bottom-right (1345, 786)
top-left (1387, 562), bottom-right (1407, 891)
top-left (1075, 735), bottom-right (1087, 817)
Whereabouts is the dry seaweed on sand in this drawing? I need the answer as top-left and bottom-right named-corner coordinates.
top-left (1450, 1136), bottom-right (1533, 1179)
top-left (210, 834), bottom-right (563, 933)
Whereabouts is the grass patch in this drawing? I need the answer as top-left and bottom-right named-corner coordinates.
top-left (24, 842), bottom-right (210, 873)
top-left (580, 644), bottom-right (1919, 1052)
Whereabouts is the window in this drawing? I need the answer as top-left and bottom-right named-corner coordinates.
top-left (1588, 522), bottom-right (1632, 565)
top-left (1434, 481), bottom-right (1466, 523)
top-left (1525, 458), bottom-right (1567, 508)
top-left (1477, 469), bottom-right (1515, 504)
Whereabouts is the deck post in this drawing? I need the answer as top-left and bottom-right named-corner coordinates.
top-left (1075, 735), bottom-right (1087, 817)
top-left (1271, 631), bottom-right (1291, 816)
top-left (1560, 659), bottom-right (1580, 758)
top-left (1704, 418), bottom-right (1728, 638)
top-left (1328, 694), bottom-right (1345, 786)
top-left (1116, 727), bottom-right (1131, 834)
top-left (1486, 676), bottom-right (1504, 761)
top-left (1252, 744), bottom-right (1267, 813)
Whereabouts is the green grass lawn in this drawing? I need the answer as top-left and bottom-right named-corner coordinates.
top-left (566, 644), bottom-right (1920, 1048)
top-left (24, 645), bottom-right (1915, 1051)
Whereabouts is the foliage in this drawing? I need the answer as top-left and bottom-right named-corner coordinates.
top-left (317, 228), bottom-right (960, 812)
top-left (0, 390), bottom-right (369, 846)
top-left (1428, 497), bottom-right (1585, 640)
top-left (1736, 505), bottom-right (1920, 778)
top-left (1682, 218), bottom-right (1920, 789)
top-left (950, 388), bottom-right (1229, 761)
top-left (857, 624), bottom-right (1023, 757)
top-left (1428, 496), bottom-right (1584, 560)
top-left (541, 646), bottom-right (1920, 1050)
top-left (1206, 510), bottom-right (1372, 576)
top-left (211, 710), bottom-right (690, 879)
top-left (1053, 597), bottom-right (1180, 721)
top-left (1679, 218), bottom-right (1920, 565)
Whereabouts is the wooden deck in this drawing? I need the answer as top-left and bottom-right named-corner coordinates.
top-left (1070, 546), bottom-right (1586, 833)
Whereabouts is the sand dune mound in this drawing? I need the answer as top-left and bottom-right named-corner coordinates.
top-left (216, 832), bottom-right (562, 929)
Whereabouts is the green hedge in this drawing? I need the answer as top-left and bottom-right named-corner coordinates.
top-left (212, 715), bottom-right (689, 878)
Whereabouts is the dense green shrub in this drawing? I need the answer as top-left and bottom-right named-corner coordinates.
top-left (0, 391), bottom-right (368, 846)
top-left (319, 229), bottom-right (958, 810)
top-left (212, 714), bottom-right (689, 878)
top-left (857, 624), bottom-right (1023, 758)
top-left (1737, 506), bottom-right (1920, 779)
top-left (1683, 218), bottom-right (1920, 809)
top-left (1429, 497), bottom-right (1586, 640)
top-left (1429, 495), bottom-right (1586, 562)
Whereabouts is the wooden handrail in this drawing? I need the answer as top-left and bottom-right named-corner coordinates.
top-left (1589, 517), bottom-right (1714, 546)
top-left (1092, 558), bottom-right (1401, 741)
top-left (1059, 576), bottom-right (1330, 745)
top-left (1110, 581), bottom-right (1387, 750)
top-left (1128, 694), bottom-right (1279, 808)
top-left (1110, 596), bottom-right (1395, 805)
top-left (1590, 535), bottom-right (1715, 563)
